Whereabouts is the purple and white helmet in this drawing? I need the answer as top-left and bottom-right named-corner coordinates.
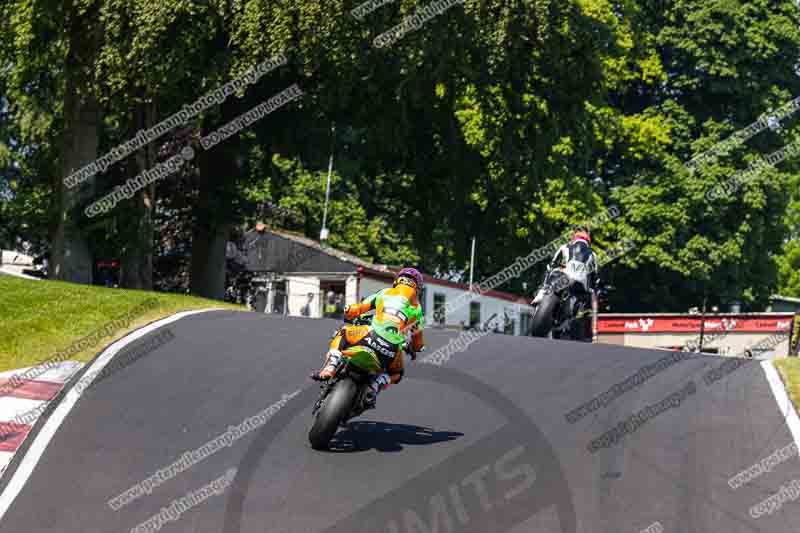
top-left (396, 267), bottom-right (424, 290)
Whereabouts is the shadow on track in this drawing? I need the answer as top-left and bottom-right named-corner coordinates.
top-left (222, 362), bottom-right (576, 533)
top-left (327, 421), bottom-right (463, 453)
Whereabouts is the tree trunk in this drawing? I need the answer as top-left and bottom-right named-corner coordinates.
top-left (190, 222), bottom-right (229, 300)
top-left (51, 3), bottom-right (100, 284)
top-left (190, 147), bottom-right (230, 300)
top-left (120, 103), bottom-right (157, 290)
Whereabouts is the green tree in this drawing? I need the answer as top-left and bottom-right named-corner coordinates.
top-left (602, 0), bottom-right (800, 312)
top-left (777, 172), bottom-right (800, 297)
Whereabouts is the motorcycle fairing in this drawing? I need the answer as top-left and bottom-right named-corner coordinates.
top-left (342, 345), bottom-right (384, 374)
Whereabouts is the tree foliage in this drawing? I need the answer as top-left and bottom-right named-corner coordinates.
top-left (0, 0), bottom-right (797, 309)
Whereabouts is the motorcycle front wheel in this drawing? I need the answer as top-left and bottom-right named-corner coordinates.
top-left (309, 377), bottom-right (358, 450)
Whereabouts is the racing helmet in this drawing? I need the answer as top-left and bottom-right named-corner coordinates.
top-left (571, 229), bottom-right (591, 245)
top-left (394, 267), bottom-right (424, 291)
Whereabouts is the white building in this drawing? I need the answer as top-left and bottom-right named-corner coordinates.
top-left (0, 250), bottom-right (42, 279)
top-left (241, 229), bottom-right (535, 335)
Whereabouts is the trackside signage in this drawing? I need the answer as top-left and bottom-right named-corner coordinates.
top-left (597, 315), bottom-right (795, 334)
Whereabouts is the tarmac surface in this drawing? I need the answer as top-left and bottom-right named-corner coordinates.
top-left (0, 310), bottom-right (798, 532)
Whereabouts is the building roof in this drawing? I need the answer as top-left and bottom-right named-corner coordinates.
top-left (358, 266), bottom-right (531, 305)
top-left (268, 229), bottom-right (392, 272)
top-left (269, 229), bottom-right (531, 305)
top-left (772, 294), bottom-right (800, 304)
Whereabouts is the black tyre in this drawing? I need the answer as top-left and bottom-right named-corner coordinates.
top-left (309, 378), bottom-right (358, 450)
top-left (530, 292), bottom-right (559, 337)
top-left (567, 297), bottom-right (593, 341)
top-left (569, 315), bottom-right (591, 341)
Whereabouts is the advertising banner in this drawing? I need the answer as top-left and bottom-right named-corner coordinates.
top-left (597, 315), bottom-right (795, 334)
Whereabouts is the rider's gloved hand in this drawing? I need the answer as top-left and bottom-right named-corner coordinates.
top-left (344, 305), bottom-right (360, 321)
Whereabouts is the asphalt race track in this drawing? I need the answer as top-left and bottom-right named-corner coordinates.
top-left (0, 310), bottom-right (798, 532)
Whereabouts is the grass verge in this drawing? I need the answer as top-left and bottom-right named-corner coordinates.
top-left (0, 276), bottom-right (245, 373)
top-left (774, 357), bottom-right (800, 412)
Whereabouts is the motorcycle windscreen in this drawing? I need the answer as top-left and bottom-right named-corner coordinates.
top-left (342, 346), bottom-right (385, 374)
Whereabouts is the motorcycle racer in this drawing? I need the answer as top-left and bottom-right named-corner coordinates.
top-left (312, 267), bottom-right (426, 409)
top-left (552, 228), bottom-right (598, 293)
top-left (532, 228), bottom-right (599, 336)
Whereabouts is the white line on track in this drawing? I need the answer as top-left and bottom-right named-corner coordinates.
top-left (761, 360), bottom-right (800, 453)
top-left (0, 308), bottom-right (227, 521)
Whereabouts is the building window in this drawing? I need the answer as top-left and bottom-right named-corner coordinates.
top-left (503, 308), bottom-right (518, 335)
top-left (469, 302), bottom-right (481, 328)
top-left (520, 312), bottom-right (533, 336)
top-left (433, 293), bottom-right (446, 326)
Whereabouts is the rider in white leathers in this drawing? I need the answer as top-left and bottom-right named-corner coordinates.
top-left (532, 229), bottom-right (599, 334)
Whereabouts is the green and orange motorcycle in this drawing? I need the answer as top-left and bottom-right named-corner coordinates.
top-left (308, 315), bottom-right (416, 450)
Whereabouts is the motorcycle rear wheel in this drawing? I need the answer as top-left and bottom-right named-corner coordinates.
top-left (309, 377), bottom-right (358, 450)
top-left (530, 293), bottom-right (559, 337)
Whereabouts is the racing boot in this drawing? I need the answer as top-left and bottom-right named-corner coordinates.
top-left (363, 373), bottom-right (391, 410)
